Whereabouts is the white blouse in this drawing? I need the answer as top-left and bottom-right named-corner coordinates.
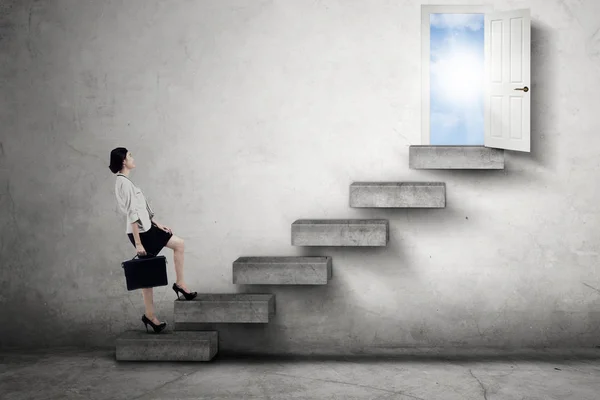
top-left (115, 173), bottom-right (155, 234)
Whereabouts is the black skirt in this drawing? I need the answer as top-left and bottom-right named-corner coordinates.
top-left (127, 222), bottom-right (173, 256)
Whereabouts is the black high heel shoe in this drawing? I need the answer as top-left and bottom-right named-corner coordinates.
top-left (141, 314), bottom-right (167, 333)
top-left (172, 283), bottom-right (197, 300)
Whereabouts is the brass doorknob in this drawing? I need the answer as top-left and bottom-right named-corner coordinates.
top-left (514, 86), bottom-right (529, 92)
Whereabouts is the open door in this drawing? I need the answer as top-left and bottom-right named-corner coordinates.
top-left (484, 9), bottom-right (531, 152)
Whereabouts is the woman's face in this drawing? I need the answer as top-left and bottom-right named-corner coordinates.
top-left (123, 151), bottom-right (136, 170)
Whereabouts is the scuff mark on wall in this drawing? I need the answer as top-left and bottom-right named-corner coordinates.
top-left (582, 282), bottom-right (600, 295)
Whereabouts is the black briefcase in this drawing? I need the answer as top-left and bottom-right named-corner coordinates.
top-left (121, 253), bottom-right (168, 291)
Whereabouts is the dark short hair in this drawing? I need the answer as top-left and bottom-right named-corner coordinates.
top-left (108, 147), bottom-right (128, 174)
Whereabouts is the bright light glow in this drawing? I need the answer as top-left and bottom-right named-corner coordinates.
top-left (430, 13), bottom-right (485, 145)
top-left (435, 49), bottom-right (483, 103)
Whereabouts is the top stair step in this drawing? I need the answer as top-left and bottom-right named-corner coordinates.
top-left (409, 145), bottom-right (504, 169)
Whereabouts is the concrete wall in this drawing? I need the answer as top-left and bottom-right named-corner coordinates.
top-left (1, 0), bottom-right (600, 353)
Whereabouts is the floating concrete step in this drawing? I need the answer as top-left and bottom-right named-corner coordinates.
top-left (350, 182), bottom-right (445, 208)
top-left (173, 294), bottom-right (275, 324)
top-left (115, 330), bottom-right (218, 361)
top-left (233, 256), bottom-right (332, 285)
top-left (409, 145), bottom-right (504, 169)
top-left (292, 219), bottom-right (389, 246)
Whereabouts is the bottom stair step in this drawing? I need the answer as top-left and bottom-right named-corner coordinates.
top-left (116, 330), bottom-right (218, 361)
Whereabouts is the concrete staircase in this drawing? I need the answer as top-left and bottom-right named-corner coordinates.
top-left (115, 145), bottom-right (502, 361)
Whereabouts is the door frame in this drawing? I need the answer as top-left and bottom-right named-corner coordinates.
top-left (421, 5), bottom-right (494, 145)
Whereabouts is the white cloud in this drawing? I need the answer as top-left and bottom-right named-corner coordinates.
top-left (430, 13), bottom-right (483, 31)
top-left (431, 109), bottom-right (484, 145)
top-left (431, 111), bottom-right (460, 130)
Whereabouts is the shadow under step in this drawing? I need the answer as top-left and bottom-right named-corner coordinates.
top-left (116, 330), bottom-right (218, 361)
top-left (292, 219), bottom-right (389, 246)
top-left (174, 294), bottom-right (275, 324)
top-left (350, 182), bottom-right (445, 208)
top-left (409, 145), bottom-right (504, 169)
top-left (233, 256), bottom-right (332, 285)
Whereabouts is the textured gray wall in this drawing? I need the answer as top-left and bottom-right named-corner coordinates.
top-left (1, 0), bottom-right (600, 353)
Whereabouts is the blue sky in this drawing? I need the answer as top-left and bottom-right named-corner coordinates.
top-left (430, 14), bottom-right (484, 145)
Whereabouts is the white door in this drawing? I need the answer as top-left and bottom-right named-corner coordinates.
top-left (484, 9), bottom-right (531, 152)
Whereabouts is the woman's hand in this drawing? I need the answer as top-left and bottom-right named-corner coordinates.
top-left (155, 223), bottom-right (172, 234)
top-left (136, 243), bottom-right (147, 256)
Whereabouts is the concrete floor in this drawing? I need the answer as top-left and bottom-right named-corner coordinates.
top-left (1, 348), bottom-right (600, 400)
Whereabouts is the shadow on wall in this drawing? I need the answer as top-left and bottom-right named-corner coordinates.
top-left (198, 235), bottom-right (409, 355)
top-left (510, 20), bottom-right (559, 170)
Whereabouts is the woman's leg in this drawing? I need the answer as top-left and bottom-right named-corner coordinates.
top-left (128, 234), bottom-right (162, 323)
top-left (141, 287), bottom-right (162, 323)
top-left (164, 234), bottom-right (191, 291)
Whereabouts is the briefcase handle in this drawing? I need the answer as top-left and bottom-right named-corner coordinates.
top-left (130, 252), bottom-right (156, 260)
top-left (128, 253), bottom-right (169, 264)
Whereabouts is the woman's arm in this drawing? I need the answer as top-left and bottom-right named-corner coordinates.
top-left (121, 184), bottom-right (141, 226)
top-left (118, 183), bottom-right (143, 238)
top-left (131, 221), bottom-right (142, 245)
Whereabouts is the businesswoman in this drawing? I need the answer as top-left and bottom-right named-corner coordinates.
top-left (109, 147), bottom-right (197, 333)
